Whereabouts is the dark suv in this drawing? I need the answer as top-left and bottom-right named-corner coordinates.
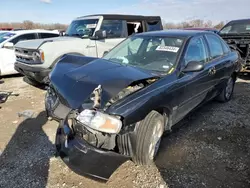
top-left (219, 19), bottom-right (250, 73)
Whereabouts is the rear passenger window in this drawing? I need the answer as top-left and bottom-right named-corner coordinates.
top-left (146, 20), bottom-right (162, 31)
top-left (206, 35), bottom-right (224, 59)
top-left (40, 33), bottom-right (59, 38)
top-left (221, 39), bottom-right (231, 54)
top-left (127, 21), bottom-right (143, 36)
top-left (10, 33), bottom-right (36, 44)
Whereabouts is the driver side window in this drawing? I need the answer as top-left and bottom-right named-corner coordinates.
top-left (100, 20), bottom-right (126, 38)
top-left (184, 37), bottom-right (208, 66)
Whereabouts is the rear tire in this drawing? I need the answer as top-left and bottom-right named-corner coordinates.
top-left (216, 76), bottom-right (235, 102)
top-left (133, 111), bottom-right (165, 165)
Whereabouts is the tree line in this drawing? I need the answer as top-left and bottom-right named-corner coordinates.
top-left (163, 19), bottom-right (225, 29)
top-left (0, 20), bottom-right (68, 30)
top-left (0, 19), bottom-right (226, 30)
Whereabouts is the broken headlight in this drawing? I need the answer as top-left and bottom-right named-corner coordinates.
top-left (32, 50), bottom-right (45, 63)
top-left (76, 109), bottom-right (122, 134)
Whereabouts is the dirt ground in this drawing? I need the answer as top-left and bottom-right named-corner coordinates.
top-left (0, 75), bottom-right (249, 188)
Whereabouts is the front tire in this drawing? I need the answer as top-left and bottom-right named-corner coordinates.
top-left (133, 111), bottom-right (165, 165)
top-left (216, 76), bottom-right (235, 102)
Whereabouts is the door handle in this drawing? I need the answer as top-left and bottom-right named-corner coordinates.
top-left (208, 67), bottom-right (216, 75)
top-left (86, 45), bottom-right (96, 48)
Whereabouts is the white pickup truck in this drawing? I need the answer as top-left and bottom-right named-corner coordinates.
top-left (14, 14), bottom-right (163, 85)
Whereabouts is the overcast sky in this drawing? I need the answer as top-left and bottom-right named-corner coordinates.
top-left (0, 0), bottom-right (249, 24)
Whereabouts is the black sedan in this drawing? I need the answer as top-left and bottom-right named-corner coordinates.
top-left (45, 30), bottom-right (240, 181)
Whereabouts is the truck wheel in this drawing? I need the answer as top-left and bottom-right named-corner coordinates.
top-left (133, 111), bottom-right (165, 165)
top-left (216, 76), bottom-right (235, 102)
top-left (23, 76), bottom-right (47, 90)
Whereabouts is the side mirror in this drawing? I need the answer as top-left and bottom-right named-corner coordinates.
top-left (103, 51), bottom-right (109, 56)
top-left (59, 31), bottom-right (65, 36)
top-left (182, 61), bottom-right (204, 73)
top-left (90, 30), bottom-right (107, 40)
top-left (3, 42), bottom-right (14, 49)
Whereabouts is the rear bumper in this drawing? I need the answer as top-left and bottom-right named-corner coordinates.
top-left (55, 118), bottom-right (130, 181)
top-left (14, 62), bottom-right (50, 84)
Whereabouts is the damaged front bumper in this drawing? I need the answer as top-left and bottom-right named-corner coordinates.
top-left (55, 118), bottom-right (130, 181)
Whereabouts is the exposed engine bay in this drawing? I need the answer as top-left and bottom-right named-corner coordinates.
top-left (105, 78), bottom-right (158, 108)
top-left (221, 36), bottom-right (250, 72)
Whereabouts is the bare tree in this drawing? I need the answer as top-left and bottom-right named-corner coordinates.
top-left (22, 20), bottom-right (34, 29)
top-left (214, 21), bottom-right (225, 29)
top-left (204, 20), bottom-right (213, 28)
top-left (164, 19), bottom-right (226, 29)
top-left (0, 21), bottom-right (68, 30)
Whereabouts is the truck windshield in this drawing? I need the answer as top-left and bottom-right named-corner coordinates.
top-left (220, 21), bottom-right (250, 34)
top-left (103, 35), bottom-right (184, 73)
top-left (0, 32), bottom-right (16, 44)
top-left (65, 19), bottom-right (99, 38)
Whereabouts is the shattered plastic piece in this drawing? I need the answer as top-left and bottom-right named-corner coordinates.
top-left (12, 120), bottom-right (18, 124)
top-left (91, 85), bottom-right (102, 109)
top-left (217, 137), bottom-right (222, 140)
top-left (0, 91), bottom-right (19, 104)
top-left (18, 110), bottom-right (35, 119)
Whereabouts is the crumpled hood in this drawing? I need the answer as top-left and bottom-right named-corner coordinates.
top-left (15, 36), bottom-right (81, 50)
top-left (50, 54), bottom-right (158, 109)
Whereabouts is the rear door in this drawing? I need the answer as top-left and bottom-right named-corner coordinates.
top-left (205, 34), bottom-right (232, 92)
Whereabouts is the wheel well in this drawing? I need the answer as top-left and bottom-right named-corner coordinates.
top-left (232, 72), bottom-right (237, 81)
top-left (154, 107), bottom-right (172, 130)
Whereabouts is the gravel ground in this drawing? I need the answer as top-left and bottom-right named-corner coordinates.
top-left (0, 75), bottom-right (249, 188)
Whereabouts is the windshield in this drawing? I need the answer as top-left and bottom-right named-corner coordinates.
top-left (103, 35), bottom-right (185, 73)
top-left (220, 21), bottom-right (250, 34)
top-left (65, 19), bottom-right (99, 38)
top-left (0, 32), bottom-right (15, 44)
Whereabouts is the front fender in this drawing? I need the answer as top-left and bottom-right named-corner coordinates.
top-left (106, 73), bottom-right (178, 126)
top-left (106, 83), bottom-right (170, 126)
top-left (40, 39), bottom-right (90, 69)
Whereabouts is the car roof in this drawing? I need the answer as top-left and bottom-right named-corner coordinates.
top-left (184, 27), bottom-right (218, 31)
top-left (3, 29), bottom-right (59, 35)
top-left (228, 18), bottom-right (250, 22)
top-left (76, 14), bottom-right (161, 21)
top-left (135, 29), bottom-right (213, 38)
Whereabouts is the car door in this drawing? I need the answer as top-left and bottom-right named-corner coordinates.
top-left (90, 19), bottom-right (127, 57)
top-left (205, 34), bottom-right (233, 91)
top-left (173, 35), bottom-right (217, 123)
top-left (0, 33), bottom-right (37, 75)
